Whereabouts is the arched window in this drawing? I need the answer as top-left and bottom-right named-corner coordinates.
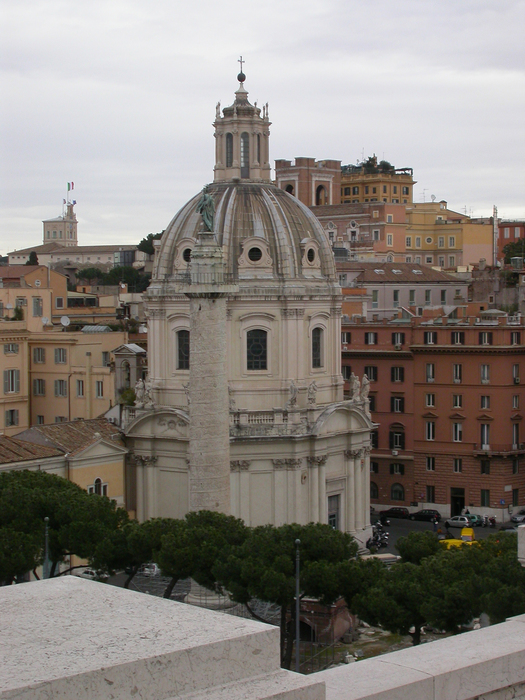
top-left (247, 329), bottom-right (267, 370)
top-left (240, 132), bottom-right (249, 178)
top-left (94, 477), bottom-right (102, 496)
top-left (257, 133), bottom-right (261, 163)
top-left (177, 330), bottom-right (190, 370)
top-left (226, 133), bottom-right (233, 168)
top-left (316, 185), bottom-right (327, 205)
top-left (285, 184), bottom-right (294, 195)
top-left (122, 361), bottom-right (130, 389)
top-left (312, 327), bottom-right (323, 368)
top-left (370, 481), bottom-right (378, 499)
top-left (391, 483), bottom-right (405, 501)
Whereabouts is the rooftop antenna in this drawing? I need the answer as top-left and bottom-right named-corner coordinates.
top-left (421, 189), bottom-right (428, 202)
top-left (431, 194), bottom-right (436, 203)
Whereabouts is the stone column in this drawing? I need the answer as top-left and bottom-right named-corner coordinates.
top-left (318, 457), bottom-right (327, 525)
top-left (344, 450), bottom-right (357, 535)
top-left (308, 457), bottom-right (319, 523)
top-left (187, 293), bottom-right (230, 513)
top-left (354, 449), bottom-right (364, 531)
top-left (144, 457), bottom-right (157, 519)
top-left (135, 457), bottom-right (145, 522)
top-left (363, 447), bottom-right (371, 528)
top-left (184, 229), bottom-right (238, 515)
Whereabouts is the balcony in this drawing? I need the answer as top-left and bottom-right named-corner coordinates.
top-left (473, 443), bottom-right (525, 456)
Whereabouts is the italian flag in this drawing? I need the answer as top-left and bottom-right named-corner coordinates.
top-left (67, 182), bottom-right (74, 191)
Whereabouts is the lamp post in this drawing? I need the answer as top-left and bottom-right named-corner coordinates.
top-left (295, 538), bottom-right (301, 673)
top-left (43, 516), bottom-right (51, 580)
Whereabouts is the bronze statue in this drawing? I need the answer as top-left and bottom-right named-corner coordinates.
top-left (196, 185), bottom-right (215, 232)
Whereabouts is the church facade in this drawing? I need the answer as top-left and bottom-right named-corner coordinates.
top-left (123, 71), bottom-right (374, 547)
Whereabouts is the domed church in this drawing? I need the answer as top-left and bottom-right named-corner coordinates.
top-left (124, 68), bottom-right (373, 547)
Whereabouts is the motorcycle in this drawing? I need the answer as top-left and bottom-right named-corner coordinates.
top-left (489, 516), bottom-right (496, 528)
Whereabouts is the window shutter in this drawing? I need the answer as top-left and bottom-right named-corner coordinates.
top-left (389, 464), bottom-right (394, 475)
top-left (365, 334), bottom-right (369, 345)
top-left (488, 332), bottom-right (493, 345)
top-left (390, 396), bottom-right (395, 411)
top-left (478, 332), bottom-right (483, 344)
top-left (3, 371), bottom-right (8, 394)
top-left (400, 397), bottom-right (405, 413)
top-left (15, 370), bottom-right (20, 393)
top-left (400, 433), bottom-right (405, 449)
top-left (400, 367), bottom-right (404, 382)
top-left (389, 432), bottom-right (394, 449)
top-left (391, 368), bottom-right (395, 382)
top-left (400, 464), bottom-right (405, 475)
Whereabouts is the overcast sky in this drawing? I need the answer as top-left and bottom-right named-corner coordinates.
top-left (1, 0), bottom-right (524, 255)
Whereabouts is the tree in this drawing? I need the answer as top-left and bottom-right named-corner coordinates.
top-left (77, 267), bottom-right (105, 282)
top-left (213, 522), bottom-right (357, 668)
top-left (138, 232), bottom-right (164, 256)
top-left (25, 251), bottom-right (39, 265)
top-left (0, 470), bottom-right (128, 580)
top-left (396, 531), bottom-right (440, 564)
top-left (352, 561), bottom-right (428, 645)
top-left (158, 511), bottom-right (247, 599)
top-left (502, 240), bottom-right (525, 264)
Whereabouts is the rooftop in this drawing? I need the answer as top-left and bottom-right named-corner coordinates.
top-left (337, 262), bottom-right (460, 283)
top-left (0, 436), bottom-right (63, 465)
top-left (15, 418), bottom-right (123, 457)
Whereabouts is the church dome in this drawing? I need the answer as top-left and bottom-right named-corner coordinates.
top-left (153, 181), bottom-right (337, 281)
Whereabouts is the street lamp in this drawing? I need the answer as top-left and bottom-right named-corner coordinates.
top-left (295, 538), bottom-right (301, 673)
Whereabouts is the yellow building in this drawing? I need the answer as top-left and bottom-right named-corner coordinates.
top-left (1, 318), bottom-right (127, 433)
top-left (405, 201), bottom-right (493, 268)
top-left (340, 155), bottom-right (415, 205)
top-left (0, 322), bottom-right (30, 436)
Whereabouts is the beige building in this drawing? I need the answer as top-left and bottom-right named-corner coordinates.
top-left (0, 266), bottom-right (68, 332)
top-left (42, 202), bottom-right (78, 247)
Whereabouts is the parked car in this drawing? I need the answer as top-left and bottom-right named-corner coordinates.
top-left (444, 515), bottom-right (473, 528)
top-left (74, 568), bottom-right (108, 582)
top-left (379, 507), bottom-right (409, 519)
top-left (409, 509), bottom-right (441, 522)
top-left (139, 562), bottom-right (161, 577)
top-left (511, 510), bottom-right (525, 523)
top-left (467, 514), bottom-right (484, 527)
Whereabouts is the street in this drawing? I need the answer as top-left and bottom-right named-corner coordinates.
top-left (374, 516), bottom-right (511, 554)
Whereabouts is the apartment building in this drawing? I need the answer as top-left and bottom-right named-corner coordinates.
top-left (338, 263), bottom-right (468, 321)
top-left (1, 321), bottom-right (127, 433)
top-left (342, 310), bottom-right (525, 519)
top-left (498, 220), bottom-right (525, 261)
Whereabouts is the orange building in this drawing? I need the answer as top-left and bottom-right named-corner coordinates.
top-left (342, 310), bottom-right (525, 521)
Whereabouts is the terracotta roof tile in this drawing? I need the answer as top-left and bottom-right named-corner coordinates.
top-left (15, 418), bottom-right (123, 456)
top-left (0, 436), bottom-right (63, 464)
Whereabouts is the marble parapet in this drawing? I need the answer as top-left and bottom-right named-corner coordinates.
top-left (319, 613), bottom-right (525, 700)
top-left (0, 577), bottom-right (323, 700)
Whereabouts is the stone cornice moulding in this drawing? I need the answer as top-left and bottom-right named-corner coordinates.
top-left (272, 458), bottom-right (303, 470)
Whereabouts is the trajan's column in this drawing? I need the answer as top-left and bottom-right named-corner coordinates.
top-left (184, 187), bottom-right (237, 513)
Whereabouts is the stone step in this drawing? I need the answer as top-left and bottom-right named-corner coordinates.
top-left (174, 669), bottom-right (325, 700)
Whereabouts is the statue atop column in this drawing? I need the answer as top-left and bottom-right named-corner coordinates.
top-left (134, 378), bottom-right (145, 408)
top-left (196, 185), bottom-right (215, 232)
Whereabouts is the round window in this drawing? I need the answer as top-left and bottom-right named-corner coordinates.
top-left (182, 248), bottom-right (192, 263)
top-left (248, 247), bottom-right (263, 262)
top-left (307, 248), bottom-right (315, 263)
top-left (426, 237), bottom-right (433, 244)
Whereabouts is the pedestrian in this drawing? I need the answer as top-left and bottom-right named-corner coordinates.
top-left (433, 517), bottom-right (438, 533)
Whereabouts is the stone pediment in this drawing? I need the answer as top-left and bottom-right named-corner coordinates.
top-left (125, 408), bottom-right (190, 439)
top-left (312, 402), bottom-right (374, 437)
top-left (68, 439), bottom-right (128, 462)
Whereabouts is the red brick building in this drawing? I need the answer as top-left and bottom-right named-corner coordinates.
top-left (342, 310), bottom-right (525, 521)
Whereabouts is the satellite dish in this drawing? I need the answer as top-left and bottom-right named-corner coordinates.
top-left (431, 194), bottom-right (436, 202)
top-left (60, 316), bottom-right (71, 327)
top-left (42, 317), bottom-right (49, 326)
top-left (6, 303), bottom-right (13, 310)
